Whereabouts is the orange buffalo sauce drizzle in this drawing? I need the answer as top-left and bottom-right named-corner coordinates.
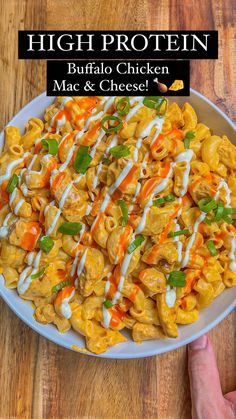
top-left (150, 133), bottom-right (165, 152)
top-left (116, 225), bottom-right (133, 263)
top-left (40, 158), bottom-right (57, 187)
top-left (0, 181), bottom-right (9, 209)
top-left (137, 162), bottom-right (170, 204)
top-left (82, 122), bottom-right (101, 146)
top-left (137, 176), bottom-right (159, 203)
top-left (51, 171), bottom-right (66, 193)
top-left (118, 165), bottom-right (138, 191)
top-left (109, 306), bottom-right (126, 328)
top-left (54, 284), bottom-right (75, 306)
top-left (58, 133), bottom-right (75, 161)
top-left (34, 142), bottom-right (42, 153)
top-left (150, 124), bottom-right (183, 153)
top-left (20, 221), bottom-right (42, 251)
top-left (128, 284), bottom-right (140, 302)
top-left (91, 212), bottom-right (105, 235)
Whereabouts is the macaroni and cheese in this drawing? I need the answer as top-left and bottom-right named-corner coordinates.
top-left (0, 96), bottom-right (235, 354)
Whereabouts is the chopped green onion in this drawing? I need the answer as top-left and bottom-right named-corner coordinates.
top-left (184, 131), bottom-right (195, 149)
top-left (38, 236), bottom-right (54, 254)
top-left (101, 115), bottom-right (123, 133)
top-left (101, 156), bottom-right (112, 165)
top-left (204, 217), bottom-right (213, 225)
top-left (206, 240), bottom-right (218, 256)
top-left (109, 145), bottom-right (130, 158)
top-left (143, 97), bottom-right (167, 115)
top-left (167, 271), bottom-right (186, 287)
top-left (58, 222), bottom-right (82, 235)
top-left (153, 194), bottom-right (175, 206)
top-left (117, 97), bottom-right (130, 116)
top-left (198, 197), bottom-right (217, 213)
top-left (118, 199), bottom-right (128, 226)
top-left (214, 202), bottom-right (224, 222)
top-left (42, 138), bottom-right (59, 156)
top-left (168, 229), bottom-right (189, 238)
top-left (153, 197), bottom-right (165, 206)
top-left (31, 267), bottom-right (46, 280)
top-left (165, 194), bottom-right (175, 202)
top-left (103, 299), bottom-right (113, 309)
top-left (52, 280), bottom-right (72, 294)
top-left (222, 214), bottom-right (233, 224)
top-left (223, 208), bottom-right (236, 215)
top-left (74, 145), bottom-right (92, 174)
top-left (6, 174), bottom-right (19, 193)
top-left (127, 235), bottom-right (145, 254)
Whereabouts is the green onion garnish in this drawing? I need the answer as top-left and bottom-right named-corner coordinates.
top-left (204, 217), bottom-right (212, 225)
top-left (153, 194), bottom-right (175, 206)
top-left (101, 156), bottom-right (112, 165)
top-left (153, 197), bottom-right (165, 206)
top-left (117, 97), bottom-right (130, 116)
top-left (143, 97), bottom-right (167, 115)
top-left (222, 214), bottom-right (233, 224)
top-left (58, 222), bottom-right (82, 235)
top-left (52, 280), bottom-right (72, 294)
top-left (38, 236), bottom-right (54, 254)
top-left (214, 202), bottom-right (224, 222)
top-left (223, 208), bottom-right (236, 215)
top-left (118, 199), bottom-right (128, 226)
top-left (42, 138), bottom-right (59, 156)
top-left (127, 235), bottom-right (145, 254)
top-left (6, 174), bottom-right (19, 193)
top-left (184, 131), bottom-right (195, 149)
top-left (198, 197), bottom-right (217, 213)
top-left (167, 271), bottom-right (186, 287)
top-left (109, 145), bottom-right (130, 158)
top-left (31, 267), bottom-right (46, 280)
top-left (101, 115), bottom-right (123, 133)
top-left (74, 145), bottom-right (92, 174)
top-left (168, 229), bottom-right (189, 238)
top-left (165, 194), bottom-right (175, 202)
top-left (103, 299), bottom-right (113, 308)
top-left (206, 240), bottom-right (218, 256)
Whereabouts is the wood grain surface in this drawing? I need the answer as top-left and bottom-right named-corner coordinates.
top-left (0, 1), bottom-right (235, 418)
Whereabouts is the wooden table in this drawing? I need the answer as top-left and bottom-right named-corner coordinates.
top-left (0, 1), bottom-right (235, 417)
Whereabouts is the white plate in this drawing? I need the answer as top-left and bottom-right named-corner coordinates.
top-left (0, 90), bottom-right (236, 359)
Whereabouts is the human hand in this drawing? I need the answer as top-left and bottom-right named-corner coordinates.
top-left (188, 334), bottom-right (236, 419)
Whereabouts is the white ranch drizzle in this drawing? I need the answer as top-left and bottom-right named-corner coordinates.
top-left (102, 305), bottom-right (112, 328)
top-left (165, 285), bottom-right (176, 308)
top-left (126, 97), bottom-right (144, 122)
top-left (173, 221), bottom-right (183, 263)
top-left (17, 267), bottom-right (33, 294)
top-left (60, 288), bottom-right (76, 319)
top-left (175, 150), bottom-right (194, 196)
top-left (45, 207), bottom-right (61, 236)
top-left (229, 234), bottom-right (236, 271)
top-left (59, 183), bottom-right (73, 209)
top-left (74, 248), bottom-right (88, 288)
top-left (181, 212), bottom-right (206, 268)
top-left (215, 178), bottom-right (236, 271)
top-left (18, 250), bottom-right (42, 295)
top-left (58, 133), bottom-right (75, 172)
top-left (0, 212), bottom-right (14, 237)
top-left (92, 161), bottom-right (103, 190)
top-left (0, 152), bottom-right (29, 185)
top-left (14, 198), bottom-right (25, 215)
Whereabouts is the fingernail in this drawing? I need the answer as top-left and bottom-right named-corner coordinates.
top-left (189, 335), bottom-right (208, 350)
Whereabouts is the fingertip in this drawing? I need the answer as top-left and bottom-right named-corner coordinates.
top-left (189, 334), bottom-right (208, 351)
